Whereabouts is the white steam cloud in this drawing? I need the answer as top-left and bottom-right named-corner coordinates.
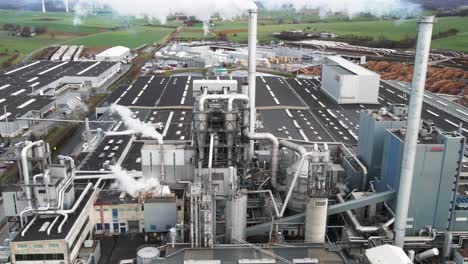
top-left (261, 0), bottom-right (421, 19)
top-left (74, 0), bottom-right (421, 28)
top-left (110, 104), bottom-right (164, 144)
top-left (110, 165), bottom-right (171, 198)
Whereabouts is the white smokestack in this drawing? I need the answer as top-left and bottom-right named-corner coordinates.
top-left (65, 0), bottom-right (69, 13)
top-left (247, 6), bottom-right (257, 157)
top-left (393, 16), bottom-right (435, 248)
top-left (42, 0), bottom-right (46, 13)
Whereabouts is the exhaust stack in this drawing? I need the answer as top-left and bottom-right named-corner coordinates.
top-left (247, 7), bottom-right (257, 157)
top-left (42, 0), bottom-right (46, 13)
top-left (393, 16), bottom-right (435, 248)
top-left (65, 0), bottom-right (69, 13)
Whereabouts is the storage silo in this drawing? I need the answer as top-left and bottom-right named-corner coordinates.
top-left (137, 246), bottom-right (164, 264)
top-left (305, 197), bottom-right (328, 243)
top-left (225, 192), bottom-right (247, 243)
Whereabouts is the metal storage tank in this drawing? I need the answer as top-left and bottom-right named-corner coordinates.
top-left (225, 192), bottom-right (247, 243)
top-left (285, 158), bottom-right (310, 212)
top-left (305, 197), bottom-right (328, 243)
top-left (137, 246), bottom-right (164, 264)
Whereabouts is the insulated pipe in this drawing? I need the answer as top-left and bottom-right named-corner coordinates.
top-left (85, 118), bottom-right (91, 143)
top-left (244, 130), bottom-right (283, 191)
top-left (279, 140), bottom-right (307, 156)
top-left (57, 182), bottom-right (93, 233)
top-left (21, 216), bottom-right (37, 237)
top-left (47, 215), bottom-right (60, 235)
top-left (198, 94), bottom-right (249, 112)
top-left (21, 140), bottom-right (44, 209)
top-left (208, 133), bottom-right (215, 185)
top-left (248, 7), bottom-right (258, 157)
top-left (336, 194), bottom-right (379, 233)
top-left (415, 248), bottom-right (439, 261)
top-left (394, 16), bottom-right (435, 248)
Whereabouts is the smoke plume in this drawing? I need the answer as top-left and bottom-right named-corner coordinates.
top-left (73, 0), bottom-right (421, 29)
top-left (110, 165), bottom-right (171, 198)
top-left (110, 104), bottom-right (164, 144)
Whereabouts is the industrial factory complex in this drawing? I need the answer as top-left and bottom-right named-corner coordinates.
top-left (1, 7), bottom-right (468, 264)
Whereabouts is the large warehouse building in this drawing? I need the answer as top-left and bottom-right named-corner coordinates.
top-left (321, 56), bottom-right (380, 104)
top-left (95, 46), bottom-right (131, 62)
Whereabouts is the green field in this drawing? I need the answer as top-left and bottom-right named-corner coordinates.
top-left (185, 15), bottom-right (468, 52)
top-left (0, 9), bottom-right (178, 66)
top-left (64, 26), bottom-right (175, 48)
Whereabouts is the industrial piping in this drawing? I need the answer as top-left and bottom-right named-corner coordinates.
top-left (247, 7), bottom-right (258, 157)
top-left (394, 16), bottom-right (435, 248)
top-left (244, 130), bottom-right (283, 191)
top-left (21, 140), bottom-right (44, 209)
top-left (198, 94), bottom-right (249, 112)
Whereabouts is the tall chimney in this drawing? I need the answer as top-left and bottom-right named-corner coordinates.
top-left (247, 7), bottom-right (257, 157)
top-left (393, 16), bottom-right (435, 248)
top-left (65, 0), bottom-right (69, 13)
top-left (42, 0), bottom-right (46, 13)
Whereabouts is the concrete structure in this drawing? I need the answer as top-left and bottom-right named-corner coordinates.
top-left (94, 190), bottom-right (178, 235)
top-left (321, 56), bottom-right (380, 104)
top-left (96, 46), bottom-right (131, 62)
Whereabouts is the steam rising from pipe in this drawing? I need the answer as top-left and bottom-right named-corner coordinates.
top-left (110, 104), bottom-right (163, 144)
top-left (73, 0), bottom-right (421, 28)
top-left (110, 165), bottom-right (170, 198)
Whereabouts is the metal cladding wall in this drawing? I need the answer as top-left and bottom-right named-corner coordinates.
top-left (378, 130), bottom-right (465, 234)
top-left (357, 111), bottom-right (406, 179)
top-left (143, 199), bottom-right (177, 232)
top-left (321, 57), bottom-right (380, 105)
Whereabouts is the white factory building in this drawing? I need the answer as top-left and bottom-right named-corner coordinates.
top-left (321, 56), bottom-right (380, 104)
top-left (95, 46), bottom-right (131, 62)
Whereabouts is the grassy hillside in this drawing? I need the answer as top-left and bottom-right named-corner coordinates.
top-left (65, 26), bottom-right (175, 48)
top-left (184, 15), bottom-right (468, 52)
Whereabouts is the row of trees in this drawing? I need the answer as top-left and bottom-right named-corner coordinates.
top-left (2, 24), bottom-right (47, 37)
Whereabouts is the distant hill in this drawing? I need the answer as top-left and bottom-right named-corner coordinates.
top-left (0, 0), bottom-right (68, 11)
top-left (410, 0), bottom-right (468, 9)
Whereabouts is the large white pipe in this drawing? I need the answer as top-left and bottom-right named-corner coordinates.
top-left (244, 130), bottom-right (282, 191)
top-left (415, 248), bottom-right (439, 261)
top-left (394, 16), bottom-right (435, 248)
top-left (248, 7), bottom-right (258, 157)
top-left (199, 94), bottom-right (249, 112)
top-left (208, 133), bottom-right (214, 185)
top-left (21, 140), bottom-right (44, 209)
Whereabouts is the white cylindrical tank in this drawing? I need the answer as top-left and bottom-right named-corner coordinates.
top-left (305, 197), bottom-right (328, 243)
top-left (415, 248), bottom-right (439, 261)
top-left (285, 158), bottom-right (310, 212)
top-left (225, 192), bottom-right (247, 243)
top-left (137, 247), bottom-right (164, 264)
